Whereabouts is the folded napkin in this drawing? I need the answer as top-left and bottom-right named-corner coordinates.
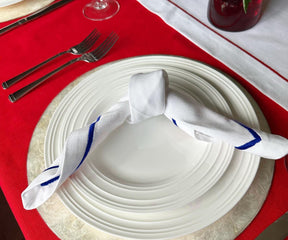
top-left (22, 70), bottom-right (288, 210)
top-left (137, 0), bottom-right (288, 111)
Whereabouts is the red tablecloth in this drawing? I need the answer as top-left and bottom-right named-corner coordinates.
top-left (0, 0), bottom-right (287, 239)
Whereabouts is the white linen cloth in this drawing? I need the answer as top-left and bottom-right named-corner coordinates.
top-left (137, 0), bottom-right (288, 111)
top-left (22, 70), bottom-right (288, 210)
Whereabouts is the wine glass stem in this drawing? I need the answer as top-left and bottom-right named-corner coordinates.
top-left (92, 0), bottom-right (108, 10)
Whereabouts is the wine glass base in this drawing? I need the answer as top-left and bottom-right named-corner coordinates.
top-left (83, 0), bottom-right (120, 21)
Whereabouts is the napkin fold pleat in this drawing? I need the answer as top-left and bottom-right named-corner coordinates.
top-left (22, 69), bottom-right (288, 210)
top-left (129, 70), bottom-right (167, 123)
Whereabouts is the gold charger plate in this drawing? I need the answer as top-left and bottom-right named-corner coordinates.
top-left (26, 56), bottom-right (274, 240)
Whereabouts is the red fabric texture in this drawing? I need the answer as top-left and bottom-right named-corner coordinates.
top-left (0, 0), bottom-right (287, 239)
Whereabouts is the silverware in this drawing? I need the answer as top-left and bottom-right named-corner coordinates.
top-left (9, 32), bottom-right (118, 103)
top-left (0, 0), bottom-right (74, 36)
top-left (2, 28), bottom-right (100, 89)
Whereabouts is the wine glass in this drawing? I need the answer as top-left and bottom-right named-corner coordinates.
top-left (83, 0), bottom-right (120, 21)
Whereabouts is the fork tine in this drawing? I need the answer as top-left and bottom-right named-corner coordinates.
top-left (82, 29), bottom-right (99, 44)
top-left (82, 29), bottom-right (98, 43)
top-left (80, 29), bottom-right (101, 51)
top-left (92, 32), bottom-right (119, 60)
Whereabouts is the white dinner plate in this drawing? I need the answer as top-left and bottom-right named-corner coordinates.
top-left (45, 64), bottom-right (234, 212)
top-left (45, 55), bottom-right (261, 239)
top-left (0, 0), bottom-right (22, 7)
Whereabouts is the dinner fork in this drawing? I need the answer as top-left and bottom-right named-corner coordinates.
top-left (9, 32), bottom-right (118, 103)
top-left (2, 28), bottom-right (100, 89)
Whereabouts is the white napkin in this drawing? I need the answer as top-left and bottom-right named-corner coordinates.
top-left (22, 70), bottom-right (288, 210)
top-left (137, 0), bottom-right (288, 111)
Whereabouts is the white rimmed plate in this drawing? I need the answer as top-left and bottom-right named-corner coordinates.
top-left (45, 55), bottom-right (261, 239)
top-left (45, 65), bottom-right (234, 212)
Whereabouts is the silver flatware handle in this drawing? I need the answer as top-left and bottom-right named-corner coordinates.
top-left (9, 58), bottom-right (78, 102)
top-left (2, 51), bottom-right (67, 89)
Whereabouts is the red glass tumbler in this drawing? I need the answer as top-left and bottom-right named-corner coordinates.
top-left (208, 0), bottom-right (263, 31)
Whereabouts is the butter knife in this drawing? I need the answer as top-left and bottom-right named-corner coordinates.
top-left (0, 0), bottom-right (74, 35)
top-left (255, 211), bottom-right (288, 240)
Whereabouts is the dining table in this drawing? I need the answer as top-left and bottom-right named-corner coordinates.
top-left (0, 0), bottom-right (287, 239)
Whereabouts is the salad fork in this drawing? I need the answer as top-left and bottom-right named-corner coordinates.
top-left (2, 28), bottom-right (100, 89)
top-left (9, 32), bottom-right (118, 103)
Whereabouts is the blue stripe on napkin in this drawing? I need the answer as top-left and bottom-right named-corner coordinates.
top-left (40, 176), bottom-right (60, 186)
top-left (172, 118), bottom-right (178, 126)
top-left (43, 165), bottom-right (59, 172)
top-left (75, 115), bottom-right (101, 170)
top-left (234, 121), bottom-right (261, 150)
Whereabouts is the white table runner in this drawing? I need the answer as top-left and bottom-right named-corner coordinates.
top-left (137, 0), bottom-right (288, 110)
